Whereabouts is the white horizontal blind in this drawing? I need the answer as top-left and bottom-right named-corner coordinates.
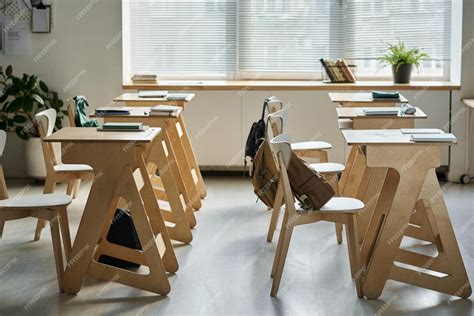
top-left (128, 0), bottom-right (237, 76)
top-left (343, 0), bottom-right (452, 60)
top-left (124, 0), bottom-right (454, 78)
top-left (238, 0), bottom-right (337, 73)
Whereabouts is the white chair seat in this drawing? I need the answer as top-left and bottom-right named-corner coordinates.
top-left (0, 194), bottom-right (72, 209)
top-left (309, 162), bottom-right (345, 173)
top-left (291, 141), bottom-right (332, 151)
top-left (54, 164), bottom-right (93, 172)
top-left (295, 197), bottom-right (364, 214)
top-left (338, 119), bottom-right (353, 130)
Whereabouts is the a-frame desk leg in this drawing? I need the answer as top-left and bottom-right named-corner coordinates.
top-left (177, 115), bottom-right (207, 199)
top-left (62, 143), bottom-right (177, 295)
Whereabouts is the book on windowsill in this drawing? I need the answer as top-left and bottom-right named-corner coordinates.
top-left (320, 58), bottom-right (356, 83)
top-left (410, 133), bottom-right (457, 143)
top-left (131, 74), bottom-right (158, 84)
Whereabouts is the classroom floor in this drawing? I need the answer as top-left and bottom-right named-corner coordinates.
top-left (0, 176), bottom-right (473, 316)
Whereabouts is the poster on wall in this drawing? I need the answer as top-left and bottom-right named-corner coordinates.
top-left (3, 20), bottom-right (30, 55)
top-left (0, 15), bottom-right (13, 52)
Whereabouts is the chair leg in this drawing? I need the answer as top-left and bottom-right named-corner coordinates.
top-left (271, 212), bottom-right (295, 297)
top-left (48, 213), bottom-right (65, 292)
top-left (345, 214), bottom-right (363, 298)
top-left (0, 217), bottom-right (5, 238)
top-left (267, 181), bottom-right (283, 243)
top-left (320, 150), bottom-right (329, 163)
top-left (57, 207), bottom-right (72, 260)
top-left (68, 179), bottom-right (81, 199)
top-left (66, 180), bottom-right (74, 196)
top-left (35, 177), bottom-right (56, 241)
top-left (335, 224), bottom-right (343, 244)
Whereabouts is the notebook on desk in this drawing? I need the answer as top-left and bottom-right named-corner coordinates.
top-left (99, 122), bottom-right (146, 131)
top-left (138, 90), bottom-right (168, 98)
top-left (150, 105), bottom-right (181, 117)
top-left (410, 133), bottom-right (457, 142)
top-left (167, 93), bottom-right (192, 101)
top-left (363, 108), bottom-right (400, 116)
top-left (401, 128), bottom-right (443, 134)
top-left (95, 108), bottom-right (131, 116)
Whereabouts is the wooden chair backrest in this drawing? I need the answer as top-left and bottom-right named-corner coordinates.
top-left (35, 109), bottom-right (59, 174)
top-left (67, 100), bottom-right (76, 127)
top-left (269, 134), bottom-right (296, 216)
top-left (267, 109), bottom-right (287, 138)
top-left (0, 130), bottom-right (8, 199)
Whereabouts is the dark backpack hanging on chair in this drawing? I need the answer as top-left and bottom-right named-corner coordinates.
top-left (245, 96), bottom-right (282, 164)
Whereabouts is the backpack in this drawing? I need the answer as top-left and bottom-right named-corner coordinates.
top-left (287, 152), bottom-right (335, 211)
top-left (73, 95), bottom-right (99, 127)
top-left (251, 139), bottom-right (279, 207)
top-left (245, 96), bottom-right (282, 162)
top-left (98, 208), bottom-right (142, 269)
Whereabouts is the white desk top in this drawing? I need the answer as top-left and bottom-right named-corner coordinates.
top-left (341, 129), bottom-right (455, 146)
top-left (336, 107), bottom-right (427, 119)
top-left (114, 93), bottom-right (195, 103)
top-left (329, 92), bottom-right (408, 103)
top-left (44, 127), bottom-right (161, 143)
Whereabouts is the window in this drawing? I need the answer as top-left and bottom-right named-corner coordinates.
top-left (123, 0), bottom-right (454, 81)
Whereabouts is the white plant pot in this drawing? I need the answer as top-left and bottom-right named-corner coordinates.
top-left (25, 137), bottom-right (60, 179)
top-left (25, 137), bottom-right (47, 179)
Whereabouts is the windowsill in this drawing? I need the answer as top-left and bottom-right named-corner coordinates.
top-left (122, 80), bottom-right (460, 91)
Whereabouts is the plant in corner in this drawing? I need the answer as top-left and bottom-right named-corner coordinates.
top-left (0, 65), bottom-right (67, 178)
top-left (379, 41), bottom-right (430, 84)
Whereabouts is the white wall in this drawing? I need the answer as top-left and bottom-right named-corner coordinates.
top-left (2, 0), bottom-right (473, 182)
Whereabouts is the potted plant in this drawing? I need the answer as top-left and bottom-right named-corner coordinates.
top-left (379, 41), bottom-right (430, 84)
top-left (0, 65), bottom-right (67, 178)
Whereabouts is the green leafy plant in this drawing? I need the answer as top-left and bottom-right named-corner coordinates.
top-left (379, 41), bottom-right (430, 71)
top-left (0, 65), bottom-right (67, 140)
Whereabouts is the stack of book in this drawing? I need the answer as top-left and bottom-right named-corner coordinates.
top-left (95, 107), bottom-right (131, 116)
top-left (320, 58), bottom-right (356, 83)
top-left (131, 74), bottom-right (158, 84)
top-left (100, 122), bottom-right (146, 131)
top-left (150, 105), bottom-right (181, 117)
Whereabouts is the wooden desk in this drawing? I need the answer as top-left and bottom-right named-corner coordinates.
top-left (111, 97), bottom-right (206, 199)
top-left (336, 107), bottom-right (426, 130)
top-left (93, 107), bottom-right (206, 201)
top-left (114, 93), bottom-right (195, 108)
top-left (91, 107), bottom-right (202, 219)
top-left (329, 93), bottom-right (408, 107)
top-left (340, 129), bottom-right (471, 299)
top-left (45, 127), bottom-right (178, 295)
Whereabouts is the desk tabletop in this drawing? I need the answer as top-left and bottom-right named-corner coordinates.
top-left (336, 107), bottom-right (427, 119)
top-left (462, 99), bottom-right (474, 109)
top-left (329, 92), bottom-right (408, 104)
top-left (90, 107), bottom-right (182, 118)
top-left (114, 93), bottom-right (195, 103)
top-left (44, 127), bottom-right (161, 143)
top-left (342, 129), bottom-right (455, 146)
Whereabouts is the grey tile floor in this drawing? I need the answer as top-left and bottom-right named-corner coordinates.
top-left (0, 176), bottom-right (473, 316)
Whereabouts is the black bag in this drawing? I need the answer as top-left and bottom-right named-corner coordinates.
top-left (98, 208), bottom-right (142, 269)
top-left (245, 97), bottom-right (282, 162)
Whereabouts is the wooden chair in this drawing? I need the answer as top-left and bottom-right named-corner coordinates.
top-left (266, 97), bottom-right (332, 163)
top-left (266, 110), bottom-right (345, 244)
top-left (33, 108), bottom-right (94, 241)
top-left (67, 100), bottom-right (76, 127)
top-left (0, 130), bottom-right (72, 291)
top-left (268, 133), bottom-right (364, 297)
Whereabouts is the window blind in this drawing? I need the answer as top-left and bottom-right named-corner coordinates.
top-left (124, 0), bottom-right (454, 78)
top-left (238, 0), bottom-right (338, 73)
top-left (343, 0), bottom-right (452, 61)
top-left (127, 0), bottom-right (237, 75)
